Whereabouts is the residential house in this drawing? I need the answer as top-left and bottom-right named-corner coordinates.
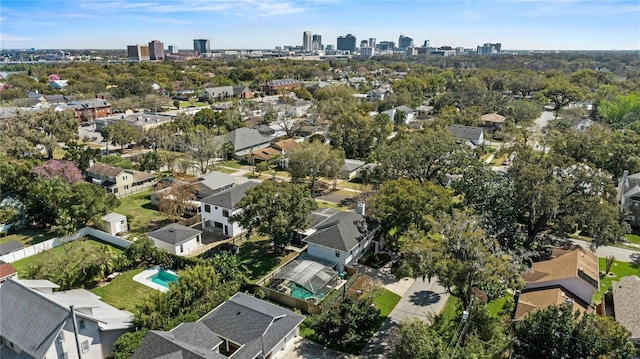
top-left (609, 275), bottom-right (640, 346)
top-left (70, 98), bottom-right (112, 121)
top-left (480, 113), bottom-right (506, 130)
top-left (0, 240), bottom-right (23, 257)
top-left (132, 292), bottom-right (305, 359)
top-left (617, 170), bottom-right (640, 228)
top-left (0, 279), bottom-right (134, 359)
top-left (272, 138), bottom-right (301, 169)
top-left (262, 79), bottom-right (303, 95)
top-left (241, 147), bottom-right (283, 165)
top-left (220, 127), bottom-right (271, 157)
top-left (151, 171), bottom-right (237, 209)
top-left (101, 212), bottom-right (128, 236)
top-left (341, 159), bottom-right (366, 180)
top-left (49, 79), bottom-right (69, 90)
top-left (382, 105), bottom-right (415, 125)
top-left (201, 181), bottom-right (260, 238)
top-left (86, 162), bottom-right (156, 198)
top-left (198, 86), bottom-right (253, 102)
top-left (514, 246), bottom-right (598, 320)
top-left (0, 263), bottom-right (17, 284)
top-left (448, 125), bottom-right (485, 146)
top-left (303, 210), bottom-right (380, 272)
top-left (148, 223), bottom-right (203, 256)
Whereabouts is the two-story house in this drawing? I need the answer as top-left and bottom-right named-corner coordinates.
top-left (303, 210), bottom-right (380, 272)
top-left (200, 181), bottom-right (260, 238)
top-left (151, 171), bottom-right (237, 212)
top-left (0, 279), bottom-right (134, 359)
top-left (514, 245), bottom-right (598, 320)
top-left (262, 79), bottom-right (303, 95)
top-left (86, 162), bottom-right (156, 198)
top-left (618, 170), bottom-right (640, 228)
top-left (70, 98), bottom-right (112, 121)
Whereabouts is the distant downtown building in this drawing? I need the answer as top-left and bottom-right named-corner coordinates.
top-left (378, 41), bottom-right (395, 51)
top-left (303, 31), bottom-right (313, 51)
top-left (337, 33), bottom-right (357, 52)
top-left (477, 42), bottom-right (502, 55)
top-left (168, 45), bottom-right (178, 54)
top-left (193, 39), bottom-right (211, 54)
top-left (127, 44), bottom-right (150, 61)
top-left (398, 35), bottom-right (414, 50)
top-left (148, 40), bottom-right (164, 60)
top-left (312, 34), bottom-right (323, 51)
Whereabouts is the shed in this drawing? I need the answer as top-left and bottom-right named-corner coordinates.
top-left (102, 212), bottom-right (128, 235)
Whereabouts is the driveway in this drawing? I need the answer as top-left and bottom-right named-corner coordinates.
top-left (282, 338), bottom-right (358, 359)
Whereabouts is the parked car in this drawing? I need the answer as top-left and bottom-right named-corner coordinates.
top-left (501, 159), bottom-right (511, 166)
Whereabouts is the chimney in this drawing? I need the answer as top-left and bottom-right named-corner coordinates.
top-left (356, 202), bottom-right (365, 216)
top-left (619, 170), bottom-right (629, 205)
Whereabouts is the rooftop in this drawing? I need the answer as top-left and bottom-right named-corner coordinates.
top-left (148, 223), bottom-right (203, 245)
top-left (612, 275), bottom-right (640, 339)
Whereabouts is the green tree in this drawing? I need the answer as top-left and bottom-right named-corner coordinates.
top-left (184, 128), bottom-right (222, 174)
top-left (310, 294), bottom-right (380, 350)
top-left (542, 75), bottom-right (583, 117)
top-left (231, 181), bottom-right (316, 254)
top-left (109, 122), bottom-right (141, 150)
top-left (397, 210), bottom-right (523, 307)
top-left (371, 179), bottom-right (452, 239)
top-left (598, 92), bottom-right (640, 129)
top-left (157, 181), bottom-right (198, 220)
top-left (67, 182), bottom-right (120, 228)
top-left (287, 141), bottom-right (345, 195)
top-left (112, 330), bottom-right (148, 359)
top-left (508, 99), bottom-right (542, 125)
top-left (63, 142), bottom-right (101, 171)
top-left (28, 109), bottom-right (79, 159)
top-left (391, 319), bottom-right (447, 359)
top-left (513, 305), bottom-right (636, 359)
top-left (138, 151), bottom-right (163, 171)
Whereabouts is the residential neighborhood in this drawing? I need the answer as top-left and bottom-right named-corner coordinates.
top-left (1, 42), bottom-right (640, 359)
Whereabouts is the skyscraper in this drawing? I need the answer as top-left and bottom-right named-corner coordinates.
top-left (369, 38), bottom-right (376, 49)
top-left (337, 34), bottom-right (356, 52)
top-left (148, 40), bottom-right (164, 60)
top-left (303, 31), bottom-right (313, 51)
top-left (127, 44), bottom-right (150, 61)
top-left (398, 35), bottom-right (414, 50)
top-left (193, 39), bottom-right (211, 54)
top-left (168, 45), bottom-right (178, 54)
top-left (312, 34), bottom-right (322, 51)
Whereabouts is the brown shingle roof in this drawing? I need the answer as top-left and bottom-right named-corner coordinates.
top-left (0, 263), bottom-right (17, 279)
top-left (272, 138), bottom-right (300, 153)
top-left (481, 113), bottom-right (506, 123)
top-left (514, 288), bottom-right (592, 320)
top-left (524, 246), bottom-right (598, 286)
top-left (87, 162), bottom-right (124, 177)
top-left (250, 147), bottom-right (282, 161)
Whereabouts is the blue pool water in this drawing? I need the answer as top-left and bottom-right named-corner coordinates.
top-left (148, 270), bottom-right (179, 288)
top-left (289, 282), bottom-right (319, 300)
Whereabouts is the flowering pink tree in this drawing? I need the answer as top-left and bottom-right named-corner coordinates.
top-left (32, 160), bottom-right (83, 184)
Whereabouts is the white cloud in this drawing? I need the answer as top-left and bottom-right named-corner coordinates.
top-left (75, 0), bottom-right (307, 16)
top-left (0, 34), bottom-right (35, 42)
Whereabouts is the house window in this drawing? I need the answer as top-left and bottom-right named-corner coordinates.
top-left (124, 185), bottom-right (129, 190)
top-left (122, 175), bottom-right (128, 181)
top-left (205, 204), bottom-right (211, 213)
top-left (335, 251), bottom-right (340, 258)
top-left (180, 244), bottom-right (184, 253)
top-left (350, 250), bottom-right (353, 255)
top-left (81, 340), bottom-right (90, 353)
top-left (57, 332), bottom-right (65, 343)
top-left (223, 209), bottom-right (229, 218)
top-left (120, 220), bottom-right (125, 225)
top-left (78, 319), bottom-right (85, 330)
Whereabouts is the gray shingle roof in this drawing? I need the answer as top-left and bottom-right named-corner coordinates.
top-left (0, 280), bottom-right (70, 359)
top-left (132, 330), bottom-right (225, 359)
top-left (448, 125), bottom-right (483, 142)
top-left (197, 172), bottom-right (236, 194)
top-left (200, 181), bottom-right (260, 209)
top-left (612, 275), bottom-right (640, 339)
top-left (303, 211), bottom-right (379, 252)
top-left (223, 128), bottom-right (270, 152)
top-left (148, 223), bottom-right (202, 245)
top-left (0, 240), bottom-right (23, 255)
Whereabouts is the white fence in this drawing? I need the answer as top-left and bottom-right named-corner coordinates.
top-left (0, 227), bottom-right (132, 263)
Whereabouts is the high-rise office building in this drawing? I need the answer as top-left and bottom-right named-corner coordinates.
top-left (378, 41), bottom-right (395, 51)
top-left (193, 39), bottom-right (211, 54)
top-left (398, 35), bottom-right (414, 50)
top-left (312, 34), bottom-right (322, 51)
top-left (423, 40), bottom-right (430, 48)
top-left (360, 40), bottom-right (369, 48)
top-left (337, 34), bottom-right (356, 52)
top-left (127, 44), bottom-right (150, 61)
top-left (303, 31), bottom-right (313, 51)
top-left (476, 42), bottom-right (502, 55)
top-left (369, 38), bottom-right (376, 49)
top-left (168, 45), bottom-right (178, 54)
top-left (148, 40), bottom-right (164, 60)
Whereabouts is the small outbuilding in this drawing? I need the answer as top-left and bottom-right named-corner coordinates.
top-left (148, 223), bottom-right (203, 256)
top-left (102, 212), bottom-right (128, 235)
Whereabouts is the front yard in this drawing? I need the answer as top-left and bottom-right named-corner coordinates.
top-left (593, 257), bottom-right (640, 303)
top-left (113, 190), bottom-right (170, 234)
top-left (90, 268), bottom-right (157, 312)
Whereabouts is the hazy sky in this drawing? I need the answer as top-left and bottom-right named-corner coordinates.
top-left (1, 0), bottom-right (639, 50)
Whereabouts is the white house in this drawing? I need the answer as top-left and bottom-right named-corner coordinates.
top-left (303, 210), bottom-right (380, 272)
top-left (148, 223), bottom-right (203, 256)
top-left (382, 105), bottom-right (415, 125)
top-left (0, 279), bottom-right (134, 359)
top-left (200, 181), bottom-right (260, 238)
top-left (101, 212), bottom-right (127, 236)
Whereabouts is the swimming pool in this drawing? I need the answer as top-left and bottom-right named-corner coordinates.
top-left (148, 270), bottom-right (179, 288)
top-left (288, 282), bottom-right (319, 300)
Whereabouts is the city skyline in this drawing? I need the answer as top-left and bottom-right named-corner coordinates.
top-left (1, 0), bottom-right (639, 51)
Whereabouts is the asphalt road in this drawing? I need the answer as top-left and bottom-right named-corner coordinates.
top-left (570, 238), bottom-right (640, 264)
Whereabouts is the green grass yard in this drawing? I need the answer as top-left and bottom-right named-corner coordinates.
top-left (624, 233), bottom-right (640, 245)
top-left (593, 258), bottom-right (640, 303)
top-left (238, 235), bottom-right (298, 283)
top-left (113, 190), bottom-right (169, 234)
top-left (0, 228), bottom-right (56, 245)
top-left (90, 268), bottom-right (157, 313)
top-left (373, 288), bottom-right (402, 324)
top-left (486, 293), bottom-right (514, 317)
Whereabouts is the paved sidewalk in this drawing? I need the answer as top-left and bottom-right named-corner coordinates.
top-left (282, 338), bottom-right (357, 359)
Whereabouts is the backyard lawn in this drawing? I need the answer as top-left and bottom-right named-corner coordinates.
top-left (486, 293), bottom-right (514, 317)
top-left (113, 190), bottom-right (170, 234)
top-left (593, 257), bottom-right (640, 303)
top-left (238, 235), bottom-right (298, 283)
top-left (624, 233), bottom-right (640, 245)
top-left (90, 268), bottom-right (157, 312)
top-left (0, 228), bottom-right (56, 245)
top-left (11, 237), bottom-right (124, 274)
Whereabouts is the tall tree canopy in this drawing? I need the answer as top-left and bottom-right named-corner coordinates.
top-left (287, 141), bottom-right (344, 195)
top-left (232, 181), bottom-right (316, 254)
